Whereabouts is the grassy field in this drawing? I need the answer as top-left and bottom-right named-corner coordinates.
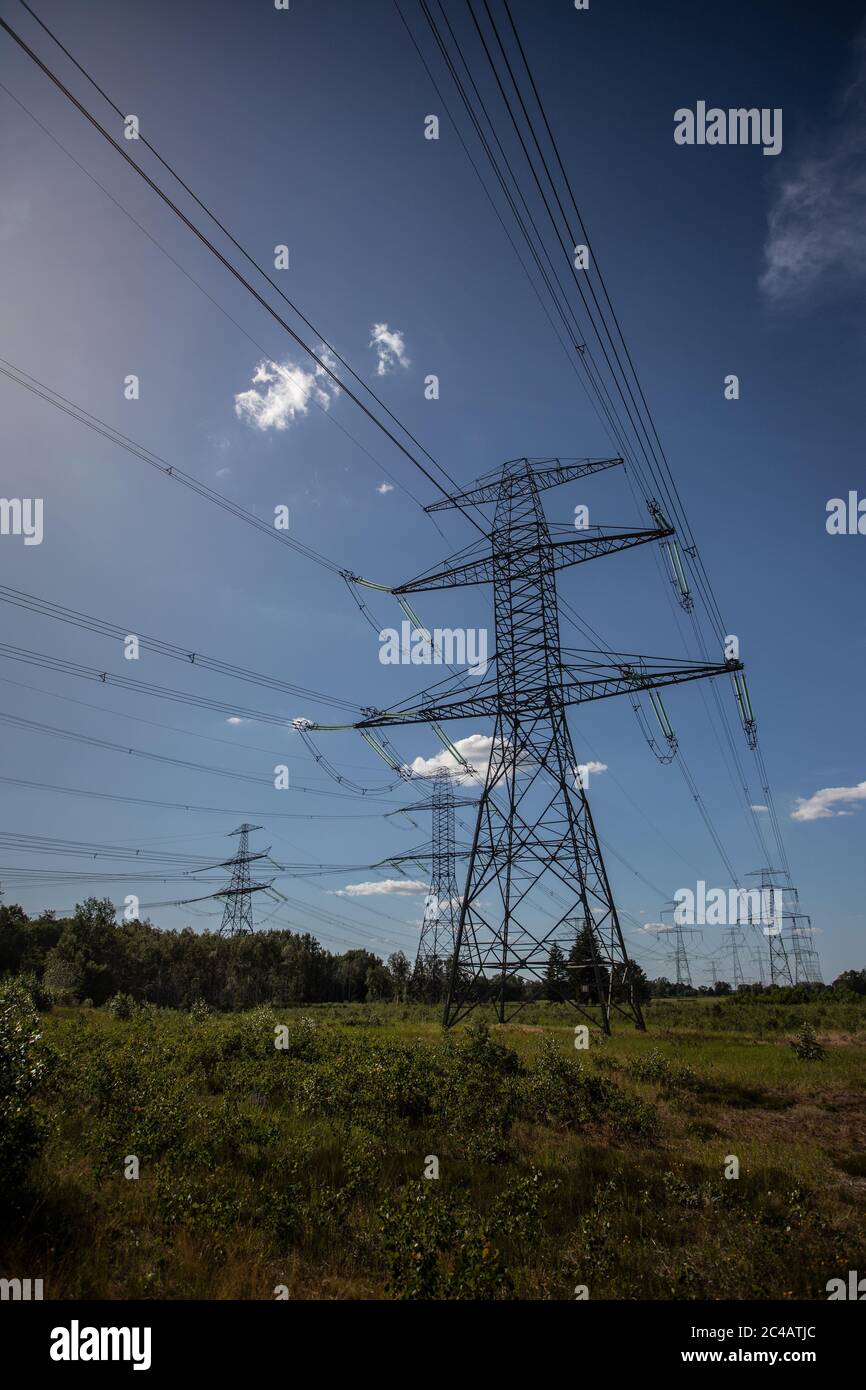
top-left (2, 994), bottom-right (865, 1300)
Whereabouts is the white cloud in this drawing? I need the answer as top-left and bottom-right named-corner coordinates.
top-left (234, 353), bottom-right (339, 431)
top-left (377, 482), bottom-right (395, 494)
top-left (226, 717), bottom-right (246, 726)
top-left (791, 780), bottom-right (866, 821)
top-left (750, 804), bottom-right (769, 813)
top-left (637, 922), bottom-right (673, 934)
top-left (334, 878), bottom-right (428, 897)
top-left (370, 322), bottom-right (410, 376)
top-left (576, 760), bottom-right (608, 777)
top-left (761, 31), bottom-right (866, 303)
top-left (407, 733), bottom-right (495, 782)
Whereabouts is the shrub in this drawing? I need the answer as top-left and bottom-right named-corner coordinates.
top-left (378, 1185), bottom-right (512, 1300)
top-left (108, 992), bottom-right (136, 1020)
top-left (790, 1022), bottom-right (825, 1061)
top-left (521, 1037), bottom-right (657, 1140)
top-left (0, 976), bottom-right (53, 1190)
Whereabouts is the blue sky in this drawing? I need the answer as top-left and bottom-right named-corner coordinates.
top-left (0, 0), bottom-right (864, 983)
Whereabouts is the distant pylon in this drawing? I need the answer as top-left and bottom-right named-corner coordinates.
top-left (790, 910), bottom-right (823, 985)
top-left (724, 925), bottom-right (745, 989)
top-left (750, 946), bottom-right (766, 988)
top-left (673, 922), bottom-right (695, 988)
top-left (746, 868), bottom-right (794, 987)
top-left (416, 770), bottom-right (461, 974)
top-left (659, 903), bottom-right (697, 988)
top-left (216, 823), bottom-right (273, 937)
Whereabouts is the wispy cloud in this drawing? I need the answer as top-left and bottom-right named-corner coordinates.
top-left (791, 780), bottom-right (866, 821)
top-left (370, 323), bottom-right (410, 376)
top-left (333, 878), bottom-right (428, 897)
top-left (377, 482), bottom-right (395, 494)
top-left (761, 30), bottom-right (866, 304)
top-left (234, 351), bottom-right (340, 431)
top-left (750, 803), bottom-right (769, 813)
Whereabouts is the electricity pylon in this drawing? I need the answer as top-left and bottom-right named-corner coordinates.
top-left (659, 902), bottom-right (699, 989)
top-left (385, 771), bottom-right (477, 976)
top-left (723, 924), bottom-right (745, 989)
top-left (214, 823), bottom-right (273, 937)
top-left (415, 770), bottom-right (461, 973)
top-left (790, 910), bottom-right (823, 985)
top-left (337, 456), bottom-right (740, 1032)
top-left (674, 921), bottom-right (698, 989)
top-left (746, 868), bottom-right (795, 986)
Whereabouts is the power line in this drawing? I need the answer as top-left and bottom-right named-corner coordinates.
top-left (0, 79), bottom-right (440, 526)
top-left (0, 709), bottom-right (406, 802)
top-left (0, 357), bottom-right (346, 576)
top-left (2, 7), bottom-right (488, 536)
top-left (0, 582), bottom-right (360, 714)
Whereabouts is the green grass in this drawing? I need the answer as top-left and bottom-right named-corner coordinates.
top-left (1, 997), bottom-right (864, 1300)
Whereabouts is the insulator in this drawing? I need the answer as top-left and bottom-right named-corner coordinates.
top-left (733, 670), bottom-right (758, 748)
top-left (648, 502), bottom-right (694, 612)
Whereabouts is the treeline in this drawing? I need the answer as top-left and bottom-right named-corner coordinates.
top-left (0, 897), bottom-right (415, 1010)
top-left (0, 895), bottom-right (861, 1012)
top-left (0, 896), bottom-right (646, 1010)
top-left (645, 974), bottom-right (866, 1001)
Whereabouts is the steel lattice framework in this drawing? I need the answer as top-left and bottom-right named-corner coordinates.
top-left (215, 823), bottom-right (273, 938)
top-left (746, 869), bottom-right (822, 986)
top-left (415, 769), bottom-right (461, 974)
top-left (342, 457), bottom-right (742, 1032)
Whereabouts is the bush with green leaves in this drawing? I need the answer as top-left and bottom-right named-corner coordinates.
top-left (107, 992), bottom-right (136, 1020)
top-left (189, 997), bottom-right (211, 1024)
top-left (433, 1021), bottom-right (520, 1161)
top-left (378, 1184), bottom-right (512, 1300)
top-left (520, 1036), bottom-right (658, 1140)
top-left (0, 976), bottom-right (53, 1189)
top-left (790, 1022), bottom-right (826, 1061)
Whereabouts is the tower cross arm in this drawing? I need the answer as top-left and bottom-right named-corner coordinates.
top-left (560, 655), bottom-right (743, 707)
top-left (352, 657), bottom-right (742, 727)
top-left (216, 879), bottom-right (275, 899)
top-left (424, 456), bottom-right (623, 512)
top-left (393, 526), bottom-right (672, 594)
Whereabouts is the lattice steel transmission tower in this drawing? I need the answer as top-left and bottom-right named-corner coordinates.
top-left (215, 823), bottom-right (273, 938)
top-left (656, 905), bottom-right (697, 989)
top-left (335, 456), bottom-right (740, 1032)
top-left (746, 868), bottom-right (795, 986)
top-left (414, 770), bottom-right (462, 974)
top-left (790, 908), bottom-right (823, 985)
top-left (723, 925), bottom-right (746, 990)
top-left (673, 920), bottom-right (698, 990)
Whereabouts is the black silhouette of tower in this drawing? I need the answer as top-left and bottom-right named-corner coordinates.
top-left (216, 823), bottom-right (273, 937)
